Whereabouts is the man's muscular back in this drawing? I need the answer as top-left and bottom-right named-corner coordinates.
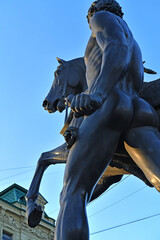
top-left (69, 11), bottom-right (145, 118)
top-left (85, 11), bottom-right (144, 97)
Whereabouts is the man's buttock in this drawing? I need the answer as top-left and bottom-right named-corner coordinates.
top-left (103, 89), bottom-right (159, 132)
top-left (130, 97), bottom-right (159, 129)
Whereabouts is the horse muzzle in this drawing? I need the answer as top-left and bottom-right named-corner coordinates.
top-left (42, 99), bottom-right (58, 113)
top-left (42, 98), bottom-right (65, 113)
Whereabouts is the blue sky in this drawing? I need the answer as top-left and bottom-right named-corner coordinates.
top-left (0, 0), bottom-right (160, 239)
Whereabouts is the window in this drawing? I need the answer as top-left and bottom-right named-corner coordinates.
top-left (2, 231), bottom-right (12, 240)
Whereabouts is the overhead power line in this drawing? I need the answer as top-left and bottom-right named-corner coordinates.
top-left (103, 175), bottom-right (130, 194)
top-left (49, 208), bottom-right (59, 215)
top-left (0, 169), bottom-right (33, 182)
top-left (89, 185), bottom-right (147, 218)
top-left (0, 166), bottom-right (35, 172)
top-left (90, 212), bottom-right (160, 236)
top-left (49, 176), bottom-right (131, 216)
top-left (88, 175), bottom-right (130, 206)
top-left (0, 168), bottom-right (63, 187)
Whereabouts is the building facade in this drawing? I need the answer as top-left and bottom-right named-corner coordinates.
top-left (0, 184), bottom-right (55, 240)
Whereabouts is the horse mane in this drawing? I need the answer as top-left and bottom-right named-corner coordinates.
top-left (56, 57), bottom-right (86, 75)
top-left (56, 57), bottom-right (87, 89)
top-left (69, 57), bottom-right (86, 78)
top-left (54, 58), bottom-right (84, 78)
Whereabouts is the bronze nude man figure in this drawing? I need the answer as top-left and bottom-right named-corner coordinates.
top-left (53, 1), bottom-right (160, 239)
top-left (26, 0), bottom-right (160, 239)
top-left (26, 58), bottom-right (160, 229)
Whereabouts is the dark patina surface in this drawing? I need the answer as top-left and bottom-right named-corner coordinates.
top-left (26, 1), bottom-right (160, 239)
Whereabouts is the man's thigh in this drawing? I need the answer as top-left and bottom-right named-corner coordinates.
top-left (62, 91), bottom-right (132, 195)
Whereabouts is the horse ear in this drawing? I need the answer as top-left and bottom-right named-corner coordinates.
top-left (56, 57), bottom-right (66, 65)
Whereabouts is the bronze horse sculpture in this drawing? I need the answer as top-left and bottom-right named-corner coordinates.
top-left (26, 57), bottom-right (160, 228)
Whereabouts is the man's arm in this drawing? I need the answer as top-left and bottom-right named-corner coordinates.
top-left (89, 11), bottom-right (130, 101)
top-left (69, 11), bottom-right (131, 117)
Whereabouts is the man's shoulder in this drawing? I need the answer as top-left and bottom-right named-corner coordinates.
top-left (92, 10), bottom-right (116, 18)
top-left (91, 11), bottom-right (119, 26)
top-left (90, 11), bottom-right (124, 32)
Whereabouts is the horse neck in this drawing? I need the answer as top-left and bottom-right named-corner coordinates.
top-left (72, 57), bottom-right (87, 92)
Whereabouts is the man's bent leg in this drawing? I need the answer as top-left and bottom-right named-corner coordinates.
top-left (55, 89), bottom-right (133, 240)
top-left (55, 132), bottom-right (121, 239)
top-left (55, 102), bottom-right (124, 240)
top-left (124, 126), bottom-right (160, 191)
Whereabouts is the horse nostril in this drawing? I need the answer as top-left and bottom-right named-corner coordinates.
top-left (42, 99), bottom-right (48, 108)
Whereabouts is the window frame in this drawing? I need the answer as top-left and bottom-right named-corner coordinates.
top-left (2, 230), bottom-right (13, 240)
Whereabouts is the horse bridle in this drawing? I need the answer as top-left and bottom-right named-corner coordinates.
top-left (59, 61), bottom-right (70, 124)
top-left (58, 61), bottom-right (76, 136)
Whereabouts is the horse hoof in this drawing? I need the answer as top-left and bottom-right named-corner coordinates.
top-left (27, 202), bottom-right (43, 228)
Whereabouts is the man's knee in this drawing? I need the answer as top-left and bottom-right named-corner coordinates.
top-left (59, 184), bottom-right (87, 206)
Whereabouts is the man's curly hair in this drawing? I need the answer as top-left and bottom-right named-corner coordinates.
top-left (87, 0), bottom-right (124, 22)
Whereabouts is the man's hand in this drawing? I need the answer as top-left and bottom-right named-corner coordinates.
top-left (67, 93), bottom-right (102, 118)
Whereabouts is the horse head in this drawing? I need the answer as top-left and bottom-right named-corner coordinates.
top-left (43, 57), bottom-right (87, 113)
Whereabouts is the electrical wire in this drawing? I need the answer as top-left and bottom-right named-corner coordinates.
top-left (88, 175), bottom-right (130, 206)
top-left (0, 170), bottom-right (63, 187)
top-left (48, 208), bottom-right (60, 215)
top-left (89, 185), bottom-right (147, 218)
top-left (0, 169), bottom-right (33, 182)
top-left (0, 166), bottom-right (35, 172)
top-left (49, 175), bottom-right (130, 217)
top-left (103, 175), bottom-right (130, 194)
top-left (90, 212), bottom-right (160, 235)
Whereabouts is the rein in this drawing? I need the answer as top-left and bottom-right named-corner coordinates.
top-left (59, 61), bottom-right (75, 135)
top-left (60, 62), bottom-right (70, 124)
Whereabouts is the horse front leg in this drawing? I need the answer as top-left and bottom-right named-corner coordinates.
top-left (26, 143), bottom-right (69, 228)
